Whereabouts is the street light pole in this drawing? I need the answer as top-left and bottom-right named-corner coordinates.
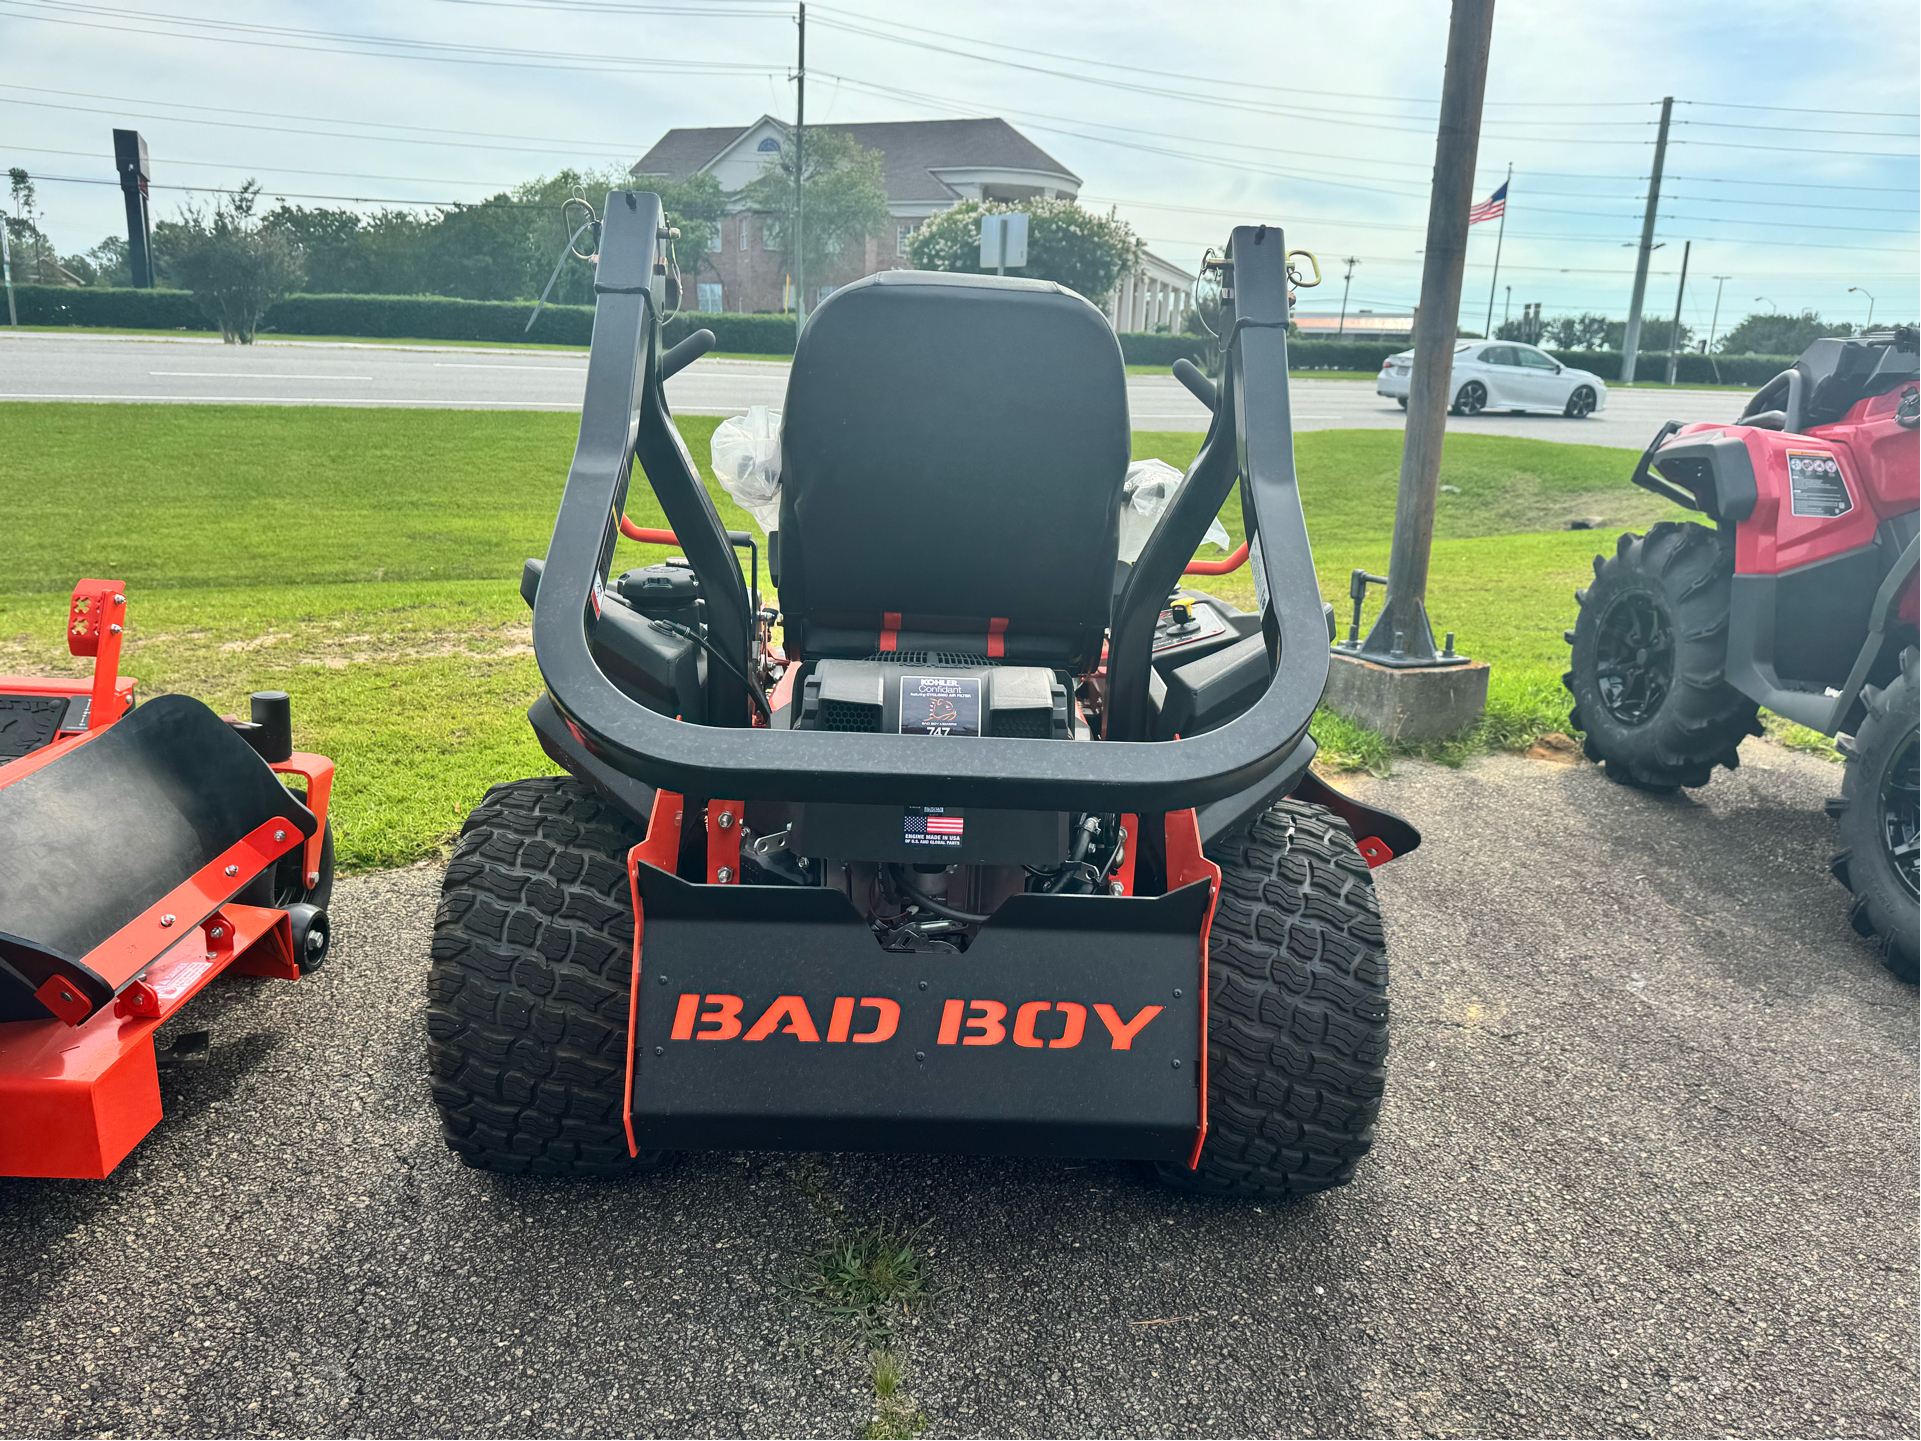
top-left (793, 1), bottom-right (806, 338)
top-left (1664, 239), bottom-right (1690, 385)
top-left (1361, 0), bottom-right (1497, 667)
top-left (1337, 256), bottom-right (1358, 337)
top-left (1850, 285), bottom-right (1876, 330)
top-left (1707, 275), bottom-right (1730, 352)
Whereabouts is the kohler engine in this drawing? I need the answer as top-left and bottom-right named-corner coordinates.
top-left (751, 654), bottom-right (1118, 951)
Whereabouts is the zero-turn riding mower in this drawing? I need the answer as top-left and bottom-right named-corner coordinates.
top-left (1565, 328), bottom-right (1919, 980)
top-left (0, 580), bottom-right (336, 1178)
top-left (428, 194), bottom-right (1420, 1197)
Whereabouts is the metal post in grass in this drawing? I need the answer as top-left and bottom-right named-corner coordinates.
top-left (2, 223), bottom-right (16, 327)
top-left (1326, 0), bottom-right (1493, 742)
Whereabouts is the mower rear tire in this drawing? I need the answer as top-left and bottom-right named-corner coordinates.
top-left (1564, 522), bottom-right (1760, 791)
top-left (1831, 648), bottom-right (1919, 983)
top-left (1155, 798), bottom-right (1389, 1199)
top-left (427, 775), bottom-right (663, 1176)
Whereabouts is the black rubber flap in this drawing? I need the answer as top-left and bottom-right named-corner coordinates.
top-left (630, 868), bottom-right (1206, 1162)
top-left (0, 694), bottom-right (314, 1002)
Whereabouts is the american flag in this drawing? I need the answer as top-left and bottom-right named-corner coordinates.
top-left (904, 810), bottom-right (965, 841)
top-left (1469, 182), bottom-right (1508, 226)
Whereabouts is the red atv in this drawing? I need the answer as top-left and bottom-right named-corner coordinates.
top-left (1565, 329), bottom-right (1919, 981)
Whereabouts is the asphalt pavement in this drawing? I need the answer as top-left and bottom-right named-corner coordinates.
top-left (0, 332), bottom-right (1747, 445)
top-left (2, 745), bottom-right (1913, 1439)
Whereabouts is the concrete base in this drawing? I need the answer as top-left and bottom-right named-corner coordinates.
top-left (1322, 652), bottom-right (1490, 742)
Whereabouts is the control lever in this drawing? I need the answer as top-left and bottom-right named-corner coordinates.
top-left (1341, 569), bottom-right (1388, 649)
top-left (1172, 357), bottom-right (1218, 412)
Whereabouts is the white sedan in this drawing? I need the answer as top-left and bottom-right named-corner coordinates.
top-left (1375, 341), bottom-right (1608, 418)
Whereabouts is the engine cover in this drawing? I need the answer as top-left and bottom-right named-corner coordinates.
top-left (795, 657), bottom-right (1072, 738)
top-left (788, 657), bottom-right (1073, 864)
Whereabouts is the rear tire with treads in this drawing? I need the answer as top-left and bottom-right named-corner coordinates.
top-left (1564, 521), bottom-right (1760, 791)
top-left (1155, 798), bottom-right (1389, 1199)
top-left (427, 775), bottom-right (662, 1176)
top-left (1831, 648), bottom-right (1919, 983)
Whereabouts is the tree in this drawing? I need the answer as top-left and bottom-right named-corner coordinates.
top-left (740, 130), bottom-right (890, 307)
top-left (905, 198), bottom-right (1140, 306)
top-left (1715, 309), bottom-right (1851, 356)
top-left (166, 181), bottom-right (305, 343)
top-left (7, 168), bottom-right (71, 285)
top-left (1545, 312), bottom-right (1611, 350)
top-left (62, 236), bottom-right (131, 287)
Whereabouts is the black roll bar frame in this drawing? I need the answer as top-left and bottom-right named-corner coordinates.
top-left (530, 194), bottom-right (1329, 813)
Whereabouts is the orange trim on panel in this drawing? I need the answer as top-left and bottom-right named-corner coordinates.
top-left (1163, 808), bottom-right (1222, 1171)
top-left (986, 616), bottom-right (1008, 659)
top-left (878, 611), bottom-right (902, 653)
top-left (706, 800), bottom-right (743, 884)
top-left (70, 819), bottom-right (303, 1014)
top-left (271, 752), bottom-right (335, 892)
top-left (623, 789), bottom-right (685, 1158)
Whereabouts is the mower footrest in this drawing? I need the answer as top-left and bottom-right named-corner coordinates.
top-left (629, 867), bottom-right (1209, 1163)
top-left (0, 903), bottom-right (299, 1179)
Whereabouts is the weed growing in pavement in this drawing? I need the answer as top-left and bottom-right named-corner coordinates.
top-left (787, 1168), bottom-right (933, 1438)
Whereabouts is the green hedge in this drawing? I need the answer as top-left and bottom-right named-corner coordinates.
top-left (1540, 348), bottom-right (1792, 387)
top-left (1116, 334), bottom-right (1410, 371)
top-left (8, 285), bottom-right (800, 354)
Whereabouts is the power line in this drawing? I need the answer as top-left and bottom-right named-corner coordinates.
top-left (1683, 98), bottom-right (1919, 119)
top-left (2, 144), bottom-right (573, 191)
top-left (10, 171), bottom-right (559, 207)
top-left (0, 0), bottom-right (790, 77)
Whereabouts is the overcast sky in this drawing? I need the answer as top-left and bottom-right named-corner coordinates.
top-left (5, 0), bottom-right (1916, 334)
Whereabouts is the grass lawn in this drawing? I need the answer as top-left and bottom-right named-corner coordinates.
top-left (3, 401), bottom-right (1703, 870)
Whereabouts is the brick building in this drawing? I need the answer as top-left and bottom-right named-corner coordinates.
top-left (630, 115), bottom-right (1193, 325)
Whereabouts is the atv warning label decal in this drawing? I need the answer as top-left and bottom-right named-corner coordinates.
top-left (1786, 450), bottom-right (1852, 519)
top-left (903, 805), bottom-right (965, 848)
top-left (899, 675), bottom-right (980, 736)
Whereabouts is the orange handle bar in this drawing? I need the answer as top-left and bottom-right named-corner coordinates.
top-left (1184, 542), bottom-right (1249, 576)
top-left (619, 518), bottom-right (678, 545)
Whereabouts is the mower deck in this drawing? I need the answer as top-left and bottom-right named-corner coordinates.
top-left (0, 903), bottom-right (299, 1179)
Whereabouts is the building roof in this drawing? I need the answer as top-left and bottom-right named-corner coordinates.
top-left (630, 125), bottom-right (747, 178)
top-left (631, 116), bottom-right (1079, 203)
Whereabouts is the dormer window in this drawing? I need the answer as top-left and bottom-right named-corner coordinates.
top-left (756, 136), bottom-right (780, 152)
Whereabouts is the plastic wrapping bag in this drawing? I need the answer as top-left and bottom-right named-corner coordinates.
top-left (710, 405), bottom-right (782, 536)
top-left (1117, 458), bottom-right (1232, 565)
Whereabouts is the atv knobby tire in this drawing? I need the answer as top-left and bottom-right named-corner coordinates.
top-left (1156, 798), bottom-right (1389, 1199)
top-left (1832, 647), bottom-right (1920, 983)
top-left (1565, 522), bottom-right (1761, 791)
top-left (428, 775), bottom-right (663, 1176)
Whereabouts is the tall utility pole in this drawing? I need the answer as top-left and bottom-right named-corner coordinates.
top-left (1502, 285), bottom-right (1511, 333)
top-left (793, 1), bottom-right (806, 337)
top-left (1663, 239), bottom-right (1691, 385)
top-left (1336, 256), bottom-right (1358, 336)
top-left (1482, 160), bottom-right (1510, 338)
top-left (1360, 0), bottom-right (1497, 667)
top-left (1620, 96), bottom-right (1672, 383)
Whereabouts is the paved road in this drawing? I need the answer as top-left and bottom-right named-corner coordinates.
top-left (2, 747), bottom-right (1913, 1438)
top-left (0, 332), bottom-right (1746, 445)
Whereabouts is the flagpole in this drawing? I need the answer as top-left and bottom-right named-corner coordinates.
top-left (1483, 162), bottom-right (1510, 338)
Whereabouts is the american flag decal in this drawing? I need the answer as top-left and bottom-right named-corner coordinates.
top-left (904, 807), bottom-right (964, 846)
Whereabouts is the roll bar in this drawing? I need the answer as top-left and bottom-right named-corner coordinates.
top-left (530, 195), bottom-right (1327, 813)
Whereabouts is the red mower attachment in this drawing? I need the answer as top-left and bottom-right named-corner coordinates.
top-left (0, 581), bottom-right (338, 1179)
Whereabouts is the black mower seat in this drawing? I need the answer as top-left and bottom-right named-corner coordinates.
top-left (776, 270), bottom-right (1130, 668)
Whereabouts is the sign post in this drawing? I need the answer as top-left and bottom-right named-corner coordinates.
top-left (113, 128), bottom-right (154, 289)
top-left (979, 212), bottom-right (1028, 276)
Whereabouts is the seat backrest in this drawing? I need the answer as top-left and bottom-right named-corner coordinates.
top-left (776, 270), bottom-right (1130, 668)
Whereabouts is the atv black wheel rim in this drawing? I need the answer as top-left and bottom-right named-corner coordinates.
top-left (1458, 381), bottom-right (1486, 415)
top-left (1594, 590), bottom-right (1673, 725)
top-left (1881, 731), bottom-right (1920, 903)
